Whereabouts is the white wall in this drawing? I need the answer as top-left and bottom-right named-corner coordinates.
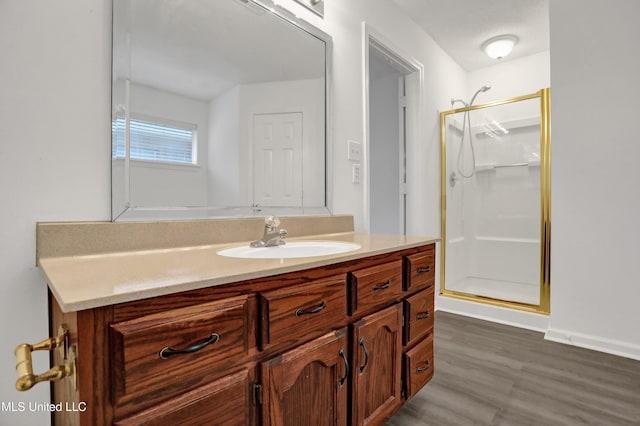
top-left (467, 51), bottom-right (551, 102)
top-left (547, 0), bottom-right (640, 359)
top-left (0, 1), bottom-right (111, 425)
top-left (208, 86), bottom-right (242, 205)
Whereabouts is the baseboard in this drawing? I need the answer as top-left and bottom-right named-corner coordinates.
top-left (544, 328), bottom-right (640, 361)
top-left (435, 294), bottom-right (549, 332)
top-left (436, 294), bottom-right (640, 361)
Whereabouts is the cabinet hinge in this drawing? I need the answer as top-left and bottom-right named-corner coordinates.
top-left (253, 382), bottom-right (263, 405)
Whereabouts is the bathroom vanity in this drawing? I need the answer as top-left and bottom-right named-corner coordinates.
top-left (24, 217), bottom-right (437, 425)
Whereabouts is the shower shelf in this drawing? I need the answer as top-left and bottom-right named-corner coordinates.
top-left (475, 160), bottom-right (540, 173)
top-left (471, 116), bottom-right (540, 137)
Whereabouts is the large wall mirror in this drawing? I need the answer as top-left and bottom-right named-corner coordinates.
top-left (112, 0), bottom-right (331, 221)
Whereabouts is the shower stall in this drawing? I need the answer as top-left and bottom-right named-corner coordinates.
top-left (440, 88), bottom-right (550, 313)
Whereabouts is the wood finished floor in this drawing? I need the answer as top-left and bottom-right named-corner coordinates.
top-left (387, 312), bottom-right (640, 426)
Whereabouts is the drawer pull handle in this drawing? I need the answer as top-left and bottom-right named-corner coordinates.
top-left (416, 311), bottom-right (430, 320)
top-left (417, 265), bottom-right (431, 273)
top-left (358, 337), bottom-right (369, 374)
top-left (159, 333), bottom-right (219, 359)
top-left (416, 360), bottom-right (431, 373)
top-left (295, 300), bottom-right (327, 317)
top-left (338, 349), bottom-right (349, 386)
top-left (372, 280), bottom-right (391, 291)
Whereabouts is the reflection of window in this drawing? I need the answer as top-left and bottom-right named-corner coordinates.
top-left (112, 116), bottom-right (197, 165)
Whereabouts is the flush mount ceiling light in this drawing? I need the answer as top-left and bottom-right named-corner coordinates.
top-left (482, 35), bottom-right (518, 60)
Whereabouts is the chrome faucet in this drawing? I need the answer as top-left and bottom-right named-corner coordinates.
top-left (250, 216), bottom-right (288, 247)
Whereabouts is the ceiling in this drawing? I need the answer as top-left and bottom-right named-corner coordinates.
top-left (390, 0), bottom-right (550, 71)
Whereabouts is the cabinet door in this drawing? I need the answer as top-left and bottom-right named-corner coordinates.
top-left (260, 328), bottom-right (349, 426)
top-left (352, 303), bottom-right (403, 426)
top-left (114, 367), bottom-right (255, 426)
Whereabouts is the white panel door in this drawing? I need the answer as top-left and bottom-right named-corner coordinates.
top-left (253, 112), bottom-right (303, 207)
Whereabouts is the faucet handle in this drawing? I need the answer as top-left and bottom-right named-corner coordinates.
top-left (265, 216), bottom-right (280, 228)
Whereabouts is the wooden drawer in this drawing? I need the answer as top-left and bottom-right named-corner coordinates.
top-left (115, 368), bottom-right (254, 426)
top-left (110, 295), bottom-right (251, 403)
top-left (259, 274), bottom-right (347, 349)
top-left (404, 247), bottom-right (435, 292)
top-left (349, 260), bottom-right (404, 315)
top-left (403, 332), bottom-right (434, 399)
top-left (403, 287), bottom-right (435, 346)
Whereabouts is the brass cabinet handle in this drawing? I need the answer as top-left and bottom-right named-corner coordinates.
top-left (338, 349), bottom-right (349, 386)
top-left (14, 326), bottom-right (76, 391)
top-left (416, 360), bottom-right (431, 373)
top-left (417, 265), bottom-right (431, 273)
top-left (358, 337), bottom-right (369, 374)
top-left (416, 311), bottom-right (430, 320)
top-left (159, 333), bottom-right (219, 359)
top-left (295, 300), bottom-right (327, 317)
top-left (372, 280), bottom-right (391, 291)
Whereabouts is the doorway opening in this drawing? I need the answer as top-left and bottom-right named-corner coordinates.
top-left (365, 31), bottom-right (422, 235)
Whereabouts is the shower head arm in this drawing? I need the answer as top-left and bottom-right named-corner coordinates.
top-left (469, 85), bottom-right (491, 106)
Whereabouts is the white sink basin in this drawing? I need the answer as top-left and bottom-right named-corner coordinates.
top-left (217, 241), bottom-right (361, 259)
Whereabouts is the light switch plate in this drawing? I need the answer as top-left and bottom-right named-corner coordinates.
top-left (352, 163), bottom-right (361, 184)
top-left (348, 140), bottom-right (361, 162)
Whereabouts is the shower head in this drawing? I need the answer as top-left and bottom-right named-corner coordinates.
top-left (469, 85), bottom-right (491, 105)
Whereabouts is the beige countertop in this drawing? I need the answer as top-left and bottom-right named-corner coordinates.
top-left (38, 232), bottom-right (438, 313)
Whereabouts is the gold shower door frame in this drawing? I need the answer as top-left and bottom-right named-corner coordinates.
top-left (439, 88), bottom-right (551, 314)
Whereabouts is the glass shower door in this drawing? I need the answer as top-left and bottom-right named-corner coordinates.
top-left (440, 89), bottom-right (550, 313)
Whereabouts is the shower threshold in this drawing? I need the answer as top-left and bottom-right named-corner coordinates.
top-left (448, 276), bottom-right (539, 306)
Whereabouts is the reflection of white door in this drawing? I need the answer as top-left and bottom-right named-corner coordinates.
top-left (253, 113), bottom-right (303, 207)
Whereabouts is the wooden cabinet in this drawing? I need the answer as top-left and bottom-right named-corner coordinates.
top-left (401, 249), bottom-right (436, 402)
top-left (48, 243), bottom-right (436, 425)
top-left (259, 275), bottom-right (347, 350)
top-left (403, 287), bottom-right (435, 346)
top-left (349, 260), bottom-right (404, 315)
top-left (351, 304), bottom-right (403, 426)
top-left (260, 329), bottom-right (349, 426)
top-left (109, 295), bottom-right (251, 405)
top-left (403, 332), bottom-right (434, 399)
top-left (403, 247), bottom-right (436, 292)
top-left (114, 368), bottom-right (256, 426)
